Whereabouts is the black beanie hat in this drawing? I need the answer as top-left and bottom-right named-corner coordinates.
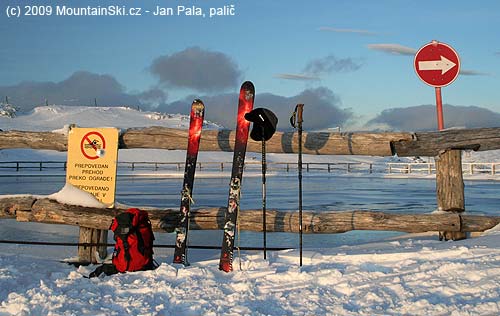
top-left (244, 108), bottom-right (278, 141)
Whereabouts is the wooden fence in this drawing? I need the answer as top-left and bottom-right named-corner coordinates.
top-left (2, 126), bottom-right (500, 262)
top-left (3, 126), bottom-right (500, 157)
top-left (2, 197), bottom-right (499, 234)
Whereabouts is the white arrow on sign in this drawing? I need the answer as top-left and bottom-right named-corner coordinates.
top-left (418, 55), bottom-right (457, 75)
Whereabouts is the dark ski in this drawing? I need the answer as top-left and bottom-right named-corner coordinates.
top-left (219, 81), bottom-right (255, 272)
top-left (173, 99), bottom-right (205, 265)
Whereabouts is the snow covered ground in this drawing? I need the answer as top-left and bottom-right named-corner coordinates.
top-left (1, 105), bottom-right (499, 315)
top-left (0, 228), bottom-right (499, 315)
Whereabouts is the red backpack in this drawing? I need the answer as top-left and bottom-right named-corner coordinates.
top-left (110, 208), bottom-right (156, 273)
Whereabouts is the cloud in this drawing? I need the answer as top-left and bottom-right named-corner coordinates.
top-left (149, 46), bottom-right (242, 92)
top-left (275, 55), bottom-right (362, 82)
top-left (459, 69), bottom-right (491, 76)
top-left (367, 44), bottom-right (417, 56)
top-left (159, 87), bottom-right (353, 130)
top-left (0, 71), bottom-right (143, 111)
top-left (319, 27), bottom-right (378, 36)
top-left (274, 73), bottom-right (320, 81)
top-left (303, 55), bottom-right (362, 76)
top-left (135, 87), bottom-right (168, 107)
top-left (366, 105), bottom-right (500, 131)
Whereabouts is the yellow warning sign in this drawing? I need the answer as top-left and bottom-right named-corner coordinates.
top-left (66, 127), bottom-right (119, 207)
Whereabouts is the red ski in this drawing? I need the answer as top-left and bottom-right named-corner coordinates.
top-left (172, 99), bottom-right (205, 265)
top-left (219, 81), bottom-right (255, 272)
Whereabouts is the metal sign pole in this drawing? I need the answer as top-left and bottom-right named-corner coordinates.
top-left (435, 87), bottom-right (444, 130)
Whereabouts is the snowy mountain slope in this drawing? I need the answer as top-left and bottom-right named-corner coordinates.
top-left (0, 105), bottom-right (221, 131)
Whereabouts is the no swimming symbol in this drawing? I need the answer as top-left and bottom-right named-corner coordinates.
top-left (80, 131), bottom-right (106, 160)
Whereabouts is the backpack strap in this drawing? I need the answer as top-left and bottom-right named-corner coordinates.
top-left (113, 212), bottom-right (135, 267)
top-left (87, 263), bottom-right (119, 278)
top-left (135, 211), bottom-right (154, 256)
top-left (135, 226), bottom-right (145, 256)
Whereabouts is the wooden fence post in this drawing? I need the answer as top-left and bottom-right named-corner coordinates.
top-left (435, 149), bottom-right (466, 241)
top-left (78, 227), bottom-right (108, 264)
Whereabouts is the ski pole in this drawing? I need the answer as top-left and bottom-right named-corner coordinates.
top-left (261, 125), bottom-right (267, 260)
top-left (291, 104), bottom-right (304, 267)
top-left (245, 107), bottom-right (277, 262)
top-left (297, 104), bottom-right (304, 267)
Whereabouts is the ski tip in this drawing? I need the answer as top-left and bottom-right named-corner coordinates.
top-left (241, 81), bottom-right (255, 91)
top-left (192, 99), bottom-right (205, 111)
top-left (192, 98), bottom-right (204, 105)
top-left (191, 99), bottom-right (205, 116)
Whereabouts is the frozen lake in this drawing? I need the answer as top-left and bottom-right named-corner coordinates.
top-left (1, 174), bottom-right (498, 253)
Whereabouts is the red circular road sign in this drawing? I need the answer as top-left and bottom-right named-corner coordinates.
top-left (414, 41), bottom-right (460, 87)
top-left (80, 131), bottom-right (106, 160)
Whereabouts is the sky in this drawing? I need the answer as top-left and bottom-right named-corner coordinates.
top-left (1, 0), bottom-right (500, 130)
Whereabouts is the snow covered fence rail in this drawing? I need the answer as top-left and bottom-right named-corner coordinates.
top-left (1, 197), bottom-right (499, 234)
top-left (3, 126), bottom-right (500, 156)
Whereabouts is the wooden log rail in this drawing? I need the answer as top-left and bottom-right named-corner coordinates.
top-left (1, 197), bottom-right (499, 234)
top-left (2, 126), bottom-right (500, 157)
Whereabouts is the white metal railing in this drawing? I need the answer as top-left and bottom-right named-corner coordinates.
top-left (1, 161), bottom-right (499, 175)
top-left (387, 162), bottom-right (500, 175)
top-left (387, 163), bottom-right (435, 174)
top-left (0, 161), bottom-right (375, 173)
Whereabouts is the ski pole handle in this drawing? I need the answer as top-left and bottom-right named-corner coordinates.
top-left (296, 104), bottom-right (304, 126)
top-left (290, 104), bottom-right (304, 128)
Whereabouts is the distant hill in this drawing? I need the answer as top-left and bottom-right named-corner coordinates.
top-left (0, 105), bottom-right (221, 132)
